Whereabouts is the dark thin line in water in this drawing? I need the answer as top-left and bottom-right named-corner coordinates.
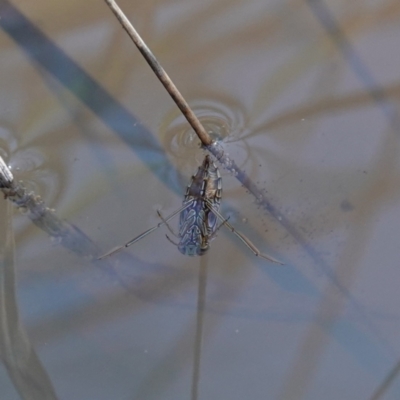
top-left (191, 256), bottom-right (208, 400)
top-left (305, 0), bottom-right (400, 131)
top-left (0, 197), bottom-right (59, 400)
top-left (0, 155), bottom-right (99, 258)
top-left (0, 155), bottom-right (141, 296)
top-left (369, 359), bottom-right (400, 400)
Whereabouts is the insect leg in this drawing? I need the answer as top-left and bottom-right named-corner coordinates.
top-left (165, 234), bottom-right (179, 246)
top-left (98, 203), bottom-right (190, 260)
top-left (157, 210), bottom-right (179, 237)
top-left (205, 201), bottom-right (284, 265)
top-left (208, 216), bottom-right (230, 241)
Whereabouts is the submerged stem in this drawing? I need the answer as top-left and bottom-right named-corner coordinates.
top-left (0, 155), bottom-right (98, 258)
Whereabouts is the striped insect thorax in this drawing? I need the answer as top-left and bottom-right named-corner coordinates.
top-left (178, 155), bottom-right (222, 256)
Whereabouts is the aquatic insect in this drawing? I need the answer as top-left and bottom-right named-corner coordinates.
top-left (98, 155), bottom-right (282, 264)
top-left (160, 154), bottom-right (222, 256)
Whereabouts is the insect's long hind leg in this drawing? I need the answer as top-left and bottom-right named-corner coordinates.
top-left (157, 210), bottom-right (179, 238)
top-left (206, 201), bottom-right (284, 265)
top-left (208, 216), bottom-right (230, 242)
top-left (98, 203), bottom-right (190, 260)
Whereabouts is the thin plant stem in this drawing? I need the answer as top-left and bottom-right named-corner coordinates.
top-left (104, 0), bottom-right (212, 147)
top-left (103, 0), bottom-right (288, 245)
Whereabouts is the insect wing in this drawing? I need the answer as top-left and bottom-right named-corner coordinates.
top-left (178, 198), bottom-right (209, 256)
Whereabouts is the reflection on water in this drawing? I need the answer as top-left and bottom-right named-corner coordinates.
top-left (1, 0), bottom-right (400, 399)
top-left (161, 93), bottom-right (247, 157)
top-left (0, 198), bottom-right (58, 399)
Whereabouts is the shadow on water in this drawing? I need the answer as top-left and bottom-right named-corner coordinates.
top-left (0, 0), bottom-right (183, 196)
top-left (191, 256), bottom-right (208, 400)
top-left (369, 358), bottom-right (400, 400)
top-left (274, 2), bottom-right (400, 398)
top-left (1, 1), bottom-right (400, 398)
top-left (247, 83), bottom-right (400, 139)
top-left (305, 0), bottom-right (400, 130)
top-left (130, 255), bottom-right (209, 400)
top-left (0, 200), bottom-right (58, 399)
top-left (0, 0), bottom-right (391, 296)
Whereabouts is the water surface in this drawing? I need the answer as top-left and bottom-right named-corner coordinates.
top-left (1, 1), bottom-right (400, 399)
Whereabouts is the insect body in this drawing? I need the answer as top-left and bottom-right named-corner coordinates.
top-left (98, 155), bottom-right (282, 264)
top-left (177, 155), bottom-right (221, 256)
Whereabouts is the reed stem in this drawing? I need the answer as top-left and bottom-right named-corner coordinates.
top-left (105, 0), bottom-right (212, 147)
